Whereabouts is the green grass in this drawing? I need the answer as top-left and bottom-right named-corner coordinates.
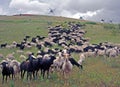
top-left (84, 23), bottom-right (120, 44)
top-left (0, 15), bottom-right (120, 87)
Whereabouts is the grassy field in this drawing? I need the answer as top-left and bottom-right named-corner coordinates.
top-left (0, 15), bottom-right (120, 87)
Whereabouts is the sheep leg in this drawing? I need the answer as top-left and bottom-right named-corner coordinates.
top-left (6, 75), bottom-right (8, 82)
top-left (47, 70), bottom-right (49, 78)
top-left (33, 71), bottom-right (35, 80)
top-left (21, 70), bottom-right (23, 79)
top-left (12, 74), bottom-right (14, 80)
top-left (41, 69), bottom-right (43, 75)
top-left (22, 70), bottom-right (26, 79)
top-left (35, 71), bottom-right (38, 79)
top-left (2, 75), bottom-right (4, 84)
top-left (41, 69), bottom-right (44, 78)
top-left (9, 74), bottom-right (10, 78)
top-left (62, 71), bottom-right (65, 79)
top-left (80, 65), bottom-right (83, 69)
top-left (43, 70), bottom-right (45, 79)
top-left (30, 72), bottom-right (32, 80)
top-left (27, 72), bottom-right (29, 80)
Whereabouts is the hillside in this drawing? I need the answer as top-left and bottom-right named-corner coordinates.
top-left (0, 15), bottom-right (120, 44)
top-left (0, 15), bottom-right (120, 87)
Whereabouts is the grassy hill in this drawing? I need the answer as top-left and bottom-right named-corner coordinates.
top-left (0, 15), bottom-right (120, 87)
top-left (0, 15), bottom-right (120, 44)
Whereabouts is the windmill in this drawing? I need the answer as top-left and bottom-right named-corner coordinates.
top-left (79, 16), bottom-right (84, 20)
top-left (19, 8), bottom-right (22, 16)
top-left (101, 19), bottom-right (105, 23)
top-left (48, 8), bottom-right (55, 15)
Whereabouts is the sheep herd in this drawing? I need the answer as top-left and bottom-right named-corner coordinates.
top-left (0, 22), bottom-right (120, 84)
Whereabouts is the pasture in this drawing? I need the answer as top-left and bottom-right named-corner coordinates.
top-left (0, 15), bottom-right (120, 87)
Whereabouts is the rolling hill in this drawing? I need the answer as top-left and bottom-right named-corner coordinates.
top-left (0, 15), bottom-right (120, 87)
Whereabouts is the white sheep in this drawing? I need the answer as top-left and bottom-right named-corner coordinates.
top-left (109, 48), bottom-right (118, 57)
top-left (53, 56), bottom-right (64, 72)
top-left (43, 54), bottom-right (50, 59)
top-left (78, 53), bottom-right (85, 65)
top-left (62, 58), bottom-right (73, 79)
top-left (20, 54), bottom-right (27, 60)
top-left (96, 49), bottom-right (105, 57)
top-left (6, 52), bottom-right (15, 60)
top-left (16, 50), bottom-right (24, 54)
top-left (105, 48), bottom-right (118, 57)
top-left (9, 60), bottom-right (20, 75)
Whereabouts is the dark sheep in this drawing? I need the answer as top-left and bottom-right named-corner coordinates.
top-left (25, 36), bottom-right (31, 39)
top-left (20, 61), bottom-right (28, 79)
top-left (36, 36), bottom-right (45, 40)
top-left (36, 44), bottom-right (42, 50)
top-left (1, 62), bottom-right (14, 83)
top-left (83, 46), bottom-right (95, 52)
top-left (69, 58), bottom-right (83, 69)
top-left (40, 55), bottom-right (56, 78)
top-left (1, 43), bottom-right (7, 48)
top-left (20, 58), bottom-right (42, 80)
top-left (20, 54), bottom-right (36, 80)
top-left (16, 43), bottom-right (25, 50)
top-left (31, 37), bottom-right (37, 43)
top-left (44, 41), bottom-right (52, 47)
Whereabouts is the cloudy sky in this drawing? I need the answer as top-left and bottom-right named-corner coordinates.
top-left (0, 0), bottom-right (120, 23)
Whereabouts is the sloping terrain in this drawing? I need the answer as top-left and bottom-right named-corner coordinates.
top-left (0, 15), bottom-right (120, 87)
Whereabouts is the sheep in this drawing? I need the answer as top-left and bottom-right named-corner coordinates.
top-left (6, 52), bottom-right (15, 60)
top-left (16, 50), bottom-right (24, 54)
top-left (25, 51), bottom-right (33, 56)
top-left (20, 54), bottom-right (36, 80)
top-left (108, 48), bottom-right (118, 57)
top-left (23, 53), bottom-right (42, 80)
top-left (0, 43), bottom-right (7, 48)
top-left (1, 59), bottom-right (20, 77)
top-left (78, 53), bottom-right (85, 66)
top-left (20, 61), bottom-right (28, 79)
top-left (9, 60), bottom-right (20, 75)
top-left (83, 51), bottom-right (96, 58)
top-left (20, 57), bottom-right (42, 80)
top-left (24, 44), bottom-right (32, 49)
top-left (69, 57), bottom-right (83, 69)
top-left (62, 53), bottom-right (73, 79)
top-left (40, 55), bottom-right (56, 78)
top-left (96, 49), bottom-right (105, 57)
top-left (0, 62), bottom-right (14, 83)
top-left (43, 54), bottom-right (50, 59)
top-left (105, 48), bottom-right (118, 57)
top-left (20, 55), bottom-right (27, 60)
top-left (53, 56), bottom-right (64, 72)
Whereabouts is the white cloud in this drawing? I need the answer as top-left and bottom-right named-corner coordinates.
top-left (0, 7), bottom-right (8, 15)
top-left (59, 9), bottom-right (103, 20)
top-left (9, 0), bottom-right (50, 14)
top-left (9, 0), bottom-right (102, 17)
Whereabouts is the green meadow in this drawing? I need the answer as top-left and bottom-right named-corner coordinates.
top-left (0, 15), bottom-right (120, 87)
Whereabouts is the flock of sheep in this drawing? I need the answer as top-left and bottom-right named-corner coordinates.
top-left (0, 22), bottom-right (120, 84)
